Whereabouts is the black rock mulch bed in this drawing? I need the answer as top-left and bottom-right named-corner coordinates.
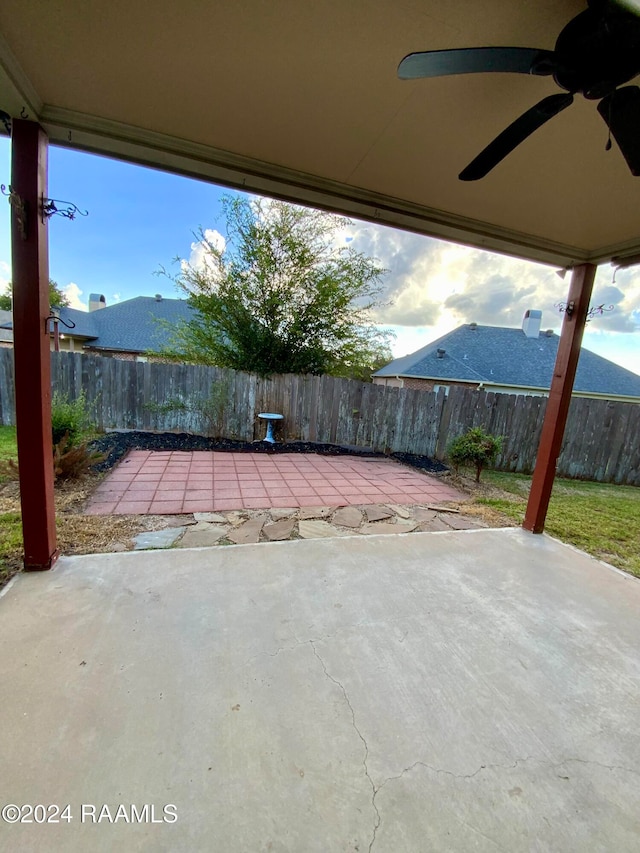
top-left (89, 431), bottom-right (449, 476)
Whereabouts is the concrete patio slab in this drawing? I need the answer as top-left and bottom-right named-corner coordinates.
top-left (1, 529), bottom-right (639, 852)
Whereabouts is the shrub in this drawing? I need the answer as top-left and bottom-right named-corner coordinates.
top-left (0, 458), bottom-right (19, 482)
top-left (53, 434), bottom-right (106, 481)
top-left (51, 391), bottom-right (91, 446)
top-left (447, 427), bottom-right (503, 483)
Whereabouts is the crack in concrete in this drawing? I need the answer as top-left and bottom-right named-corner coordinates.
top-left (243, 633), bottom-right (338, 666)
top-left (369, 756), bottom-right (534, 852)
top-left (554, 757), bottom-right (640, 777)
top-left (244, 614), bottom-right (419, 666)
top-left (376, 755), bottom-right (534, 795)
top-left (309, 641), bottom-right (381, 853)
top-left (246, 636), bottom-right (640, 849)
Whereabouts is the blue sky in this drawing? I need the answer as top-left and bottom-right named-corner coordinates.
top-left (1, 136), bottom-right (639, 374)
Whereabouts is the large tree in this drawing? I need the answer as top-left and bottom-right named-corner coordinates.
top-left (0, 279), bottom-right (70, 310)
top-left (161, 196), bottom-right (393, 378)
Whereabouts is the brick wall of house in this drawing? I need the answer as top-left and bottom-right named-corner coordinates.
top-left (402, 377), bottom-right (435, 391)
top-left (86, 349), bottom-right (138, 361)
top-left (401, 377), bottom-right (477, 392)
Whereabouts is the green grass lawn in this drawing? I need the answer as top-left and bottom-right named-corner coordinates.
top-left (0, 425), bottom-right (16, 464)
top-left (479, 470), bottom-right (640, 578)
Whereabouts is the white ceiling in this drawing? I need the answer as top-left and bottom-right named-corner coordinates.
top-left (1, 0), bottom-right (639, 266)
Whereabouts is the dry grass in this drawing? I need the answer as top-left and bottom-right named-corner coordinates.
top-left (0, 473), bottom-right (149, 586)
top-left (437, 471), bottom-right (523, 527)
top-left (54, 476), bottom-right (148, 555)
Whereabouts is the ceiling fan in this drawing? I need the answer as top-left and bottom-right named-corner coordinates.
top-left (398, 0), bottom-right (640, 180)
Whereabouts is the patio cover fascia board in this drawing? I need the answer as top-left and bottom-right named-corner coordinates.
top-left (3, 28), bottom-right (640, 268)
top-left (0, 35), bottom-right (609, 271)
top-left (36, 106), bottom-right (592, 270)
top-left (0, 31), bottom-right (42, 119)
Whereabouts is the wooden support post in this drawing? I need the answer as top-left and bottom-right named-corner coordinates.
top-left (523, 262), bottom-right (597, 534)
top-left (10, 119), bottom-right (59, 570)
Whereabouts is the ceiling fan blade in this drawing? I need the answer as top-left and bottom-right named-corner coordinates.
top-left (398, 47), bottom-right (556, 80)
top-left (588, 0), bottom-right (640, 15)
top-left (459, 93), bottom-right (574, 181)
top-left (597, 85), bottom-right (640, 175)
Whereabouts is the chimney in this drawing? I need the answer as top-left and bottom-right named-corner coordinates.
top-left (88, 293), bottom-right (106, 312)
top-left (522, 309), bottom-right (542, 338)
top-left (155, 294), bottom-right (163, 302)
top-left (436, 348), bottom-right (446, 359)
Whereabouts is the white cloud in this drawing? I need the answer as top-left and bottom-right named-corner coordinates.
top-left (185, 229), bottom-right (226, 273)
top-left (62, 282), bottom-right (87, 311)
top-left (582, 329), bottom-right (640, 375)
top-left (343, 219), bottom-right (640, 370)
top-left (0, 260), bottom-right (10, 294)
top-left (188, 199), bottom-right (640, 372)
top-left (112, 292), bottom-right (121, 302)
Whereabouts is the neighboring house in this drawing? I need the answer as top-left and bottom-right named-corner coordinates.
top-left (0, 294), bottom-right (195, 360)
top-left (0, 310), bottom-right (13, 348)
top-left (373, 310), bottom-right (640, 403)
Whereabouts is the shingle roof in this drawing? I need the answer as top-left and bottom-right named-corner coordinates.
top-left (374, 323), bottom-right (640, 399)
top-left (58, 296), bottom-right (195, 353)
top-left (0, 309), bottom-right (12, 344)
top-left (57, 307), bottom-right (99, 339)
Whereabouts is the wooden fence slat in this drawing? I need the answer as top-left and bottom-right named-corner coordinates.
top-left (0, 349), bottom-right (637, 483)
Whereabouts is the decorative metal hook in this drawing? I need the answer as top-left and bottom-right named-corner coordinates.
top-left (46, 308), bottom-right (76, 332)
top-left (41, 196), bottom-right (88, 222)
top-left (1, 183), bottom-right (28, 239)
top-left (585, 304), bottom-right (614, 322)
top-left (555, 301), bottom-right (614, 322)
top-left (555, 300), bottom-right (575, 317)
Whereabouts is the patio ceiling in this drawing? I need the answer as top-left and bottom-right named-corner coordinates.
top-left (1, 0), bottom-right (639, 268)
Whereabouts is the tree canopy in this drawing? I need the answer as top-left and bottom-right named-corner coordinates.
top-left (0, 279), bottom-right (70, 311)
top-left (161, 196), bottom-right (393, 378)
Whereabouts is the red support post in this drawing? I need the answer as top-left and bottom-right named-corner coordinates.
top-left (10, 119), bottom-right (59, 570)
top-left (523, 262), bottom-right (597, 534)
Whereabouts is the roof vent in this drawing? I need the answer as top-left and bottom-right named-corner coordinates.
top-left (469, 322), bottom-right (478, 330)
top-left (155, 294), bottom-right (163, 302)
top-left (436, 348), bottom-right (446, 359)
top-left (545, 329), bottom-right (554, 337)
top-left (88, 293), bottom-right (106, 312)
top-left (522, 309), bottom-right (542, 338)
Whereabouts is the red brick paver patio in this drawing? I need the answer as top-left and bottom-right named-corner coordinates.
top-left (86, 451), bottom-right (464, 515)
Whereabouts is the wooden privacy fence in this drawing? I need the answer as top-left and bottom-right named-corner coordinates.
top-left (0, 349), bottom-right (638, 484)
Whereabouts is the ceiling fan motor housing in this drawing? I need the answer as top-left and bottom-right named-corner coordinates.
top-left (553, 8), bottom-right (640, 98)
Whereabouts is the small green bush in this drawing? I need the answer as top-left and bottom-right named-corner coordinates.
top-left (448, 426), bottom-right (503, 483)
top-left (51, 391), bottom-right (91, 446)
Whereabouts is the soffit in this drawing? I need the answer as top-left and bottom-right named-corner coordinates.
top-left (1, 0), bottom-right (639, 266)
